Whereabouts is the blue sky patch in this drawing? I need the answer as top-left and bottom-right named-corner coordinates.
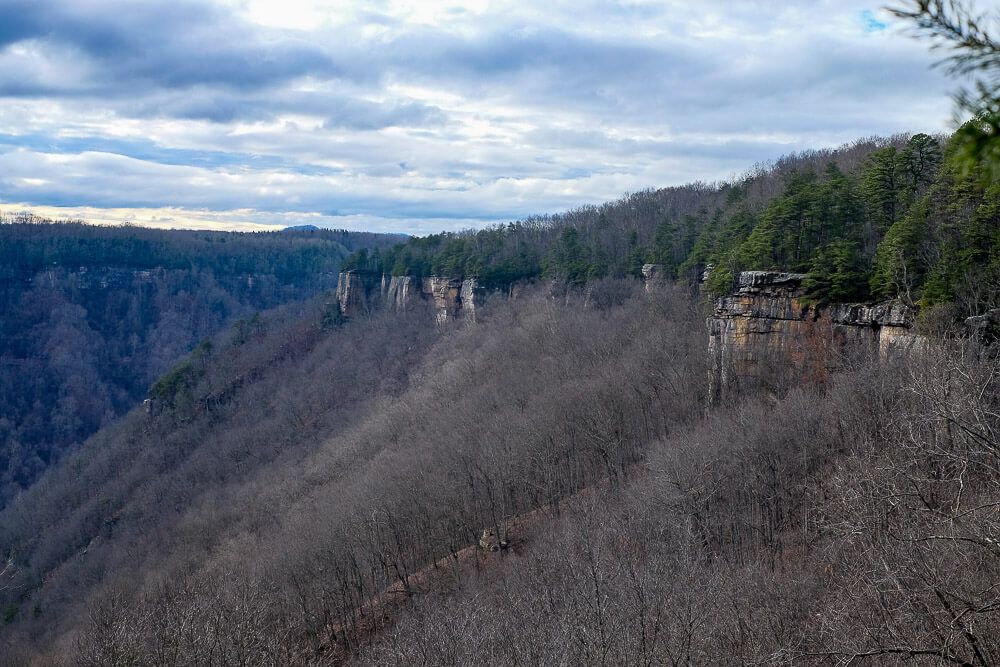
top-left (860, 9), bottom-right (888, 33)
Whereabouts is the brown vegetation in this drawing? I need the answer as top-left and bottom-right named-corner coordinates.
top-left (0, 271), bottom-right (997, 664)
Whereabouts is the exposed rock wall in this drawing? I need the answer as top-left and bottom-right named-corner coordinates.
top-left (386, 275), bottom-right (419, 311)
top-left (336, 270), bottom-right (418, 317)
top-left (335, 270), bottom-right (373, 317)
top-left (425, 277), bottom-right (462, 324)
top-left (335, 271), bottom-right (481, 323)
top-left (641, 264), bottom-right (664, 292)
top-left (459, 278), bottom-right (481, 323)
top-left (708, 271), bottom-right (922, 399)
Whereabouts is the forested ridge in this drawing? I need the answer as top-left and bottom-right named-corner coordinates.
top-left (0, 217), bottom-right (402, 506)
top-left (0, 130), bottom-right (997, 664)
top-left (347, 129), bottom-right (998, 317)
top-left (1, 0), bottom-right (999, 661)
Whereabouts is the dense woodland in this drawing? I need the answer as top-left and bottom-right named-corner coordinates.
top-left (0, 217), bottom-right (401, 506)
top-left (346, 129), bottom-right (999, 318)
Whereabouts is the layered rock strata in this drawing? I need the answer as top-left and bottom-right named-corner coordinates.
top-left (459, 278), bottom-right (480, 323)
top-left (708, 271), bottom-right (921, 399)
top-left (335, 270), bottom-right (372, 317)
top-left (385, 275), bottom-right (419, 311)
top-left (335, 271), bottom-right (480, 323)
top-left (424, 277), bottom-right (462, 324)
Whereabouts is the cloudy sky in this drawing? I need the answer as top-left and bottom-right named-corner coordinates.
top-left (0, 0), bottom-right (957, 234)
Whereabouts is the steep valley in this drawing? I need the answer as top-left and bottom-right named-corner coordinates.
top-left (1, 129), bottom-right (999, 664)
top-left (0, 221), bottom-right (402, 507)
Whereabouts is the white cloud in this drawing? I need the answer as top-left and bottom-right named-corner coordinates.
top-left (0, 0), bottom-right (957, 234)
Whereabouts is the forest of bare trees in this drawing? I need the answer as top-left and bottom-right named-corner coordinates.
top-left (0, 267), bottom-right (994, 664)
top-left (355, 338), bottom-right (999, 665)
top-left (0, 282), bottom-right (701, 661)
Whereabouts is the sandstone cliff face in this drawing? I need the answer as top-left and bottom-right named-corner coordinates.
top-left (708, 271), bottom-right (921, 399)
top-left (424, 277), bottom-right (462, 324)
top-left (385, 275), bottom-right (419, 311)
top-left (459, 278), bottom-right (481, 323)
top-left (335, 270), bottom-right (374, 317)
top-left (335, 271), bottom-right (480, 323)
top-left (641, 264), bottom-right (664, 292)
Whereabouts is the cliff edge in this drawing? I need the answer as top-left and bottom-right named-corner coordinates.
top-left (708, 271), bottom-right (922, 399)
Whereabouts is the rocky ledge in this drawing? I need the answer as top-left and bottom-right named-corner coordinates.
top-left (708, 271), bottom-right (923, 398)
top-left (335, 270), bottom-right (482, 324)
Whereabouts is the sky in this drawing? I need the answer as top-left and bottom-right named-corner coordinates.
top-left (0, 0), bottom-right (958, 234)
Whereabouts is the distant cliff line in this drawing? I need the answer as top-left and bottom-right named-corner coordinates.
top-left (335, 270), bottom-right (485, 324)
top-left (335, 265), bottom-right (999, 402)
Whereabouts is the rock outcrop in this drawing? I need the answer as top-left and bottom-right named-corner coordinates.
top-left (424, 277), bottom-right (462, 324)
top-left (708, 271), bottom-right (922, 399)
top-left (479, 527), bottom-right (508, 552)
top-left (641, 264), bottom-right (665, 292)
top-left (335, 271), bottom-right (481, 323)
top-left (385, 275), bottom-right (419, 311)
top-left (335, 270), bottom-right (373, 317)
top-left (459, 278), bottom-right (481, 323)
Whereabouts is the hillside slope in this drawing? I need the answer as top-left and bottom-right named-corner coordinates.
top-left (0, 131), bottom-right (997, 664)
top-left (360, 338), bottom-right (1000, 664)
top-left (0, 282), bottom-right (706, 662)
top-left (0, 219), bottom-right (402, 505)
top-left (5, 278), bottom-right (997, 665)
